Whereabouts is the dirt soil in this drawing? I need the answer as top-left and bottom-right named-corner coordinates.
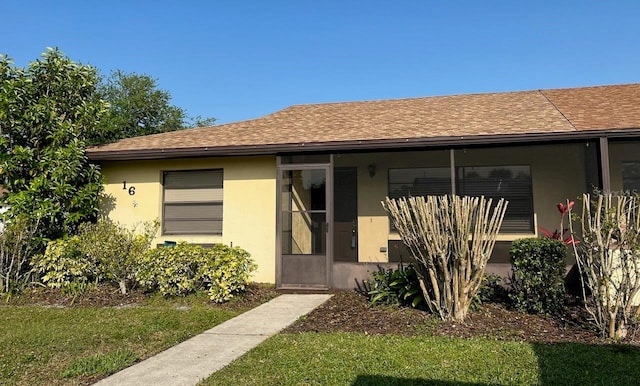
top-left (3, 282), bottom-right (279, 311)
top-left (284, 290), bottom-right (640, 344)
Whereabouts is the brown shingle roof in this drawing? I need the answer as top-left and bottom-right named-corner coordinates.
top-left (541, 84), bottom-right (640, 131)
top-left (87, 83), bottom-right (640, 160)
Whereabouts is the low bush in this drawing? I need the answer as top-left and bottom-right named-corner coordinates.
top-left (32, 219), bottom-right (158, 294)
top-left (137, 243), bottom-right (204, 296)
top-left (78, 219), bottom-right (158, 294)
top-left (471, 273), bottom-right (505, 309)
top-left (201, 244), bottom-right (257, 302)
top-left (509, 237), bottom-right (567, 314)
top-left (137, 242), bottom-right (256, 302)
top-left (30, 236), bottom-right (98, 291)
top-left (29, 220), bottom-right (255, 302)
top-left (364, 264), bottom-right (424, 309)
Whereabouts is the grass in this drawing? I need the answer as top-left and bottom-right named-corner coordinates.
top-left (0, 298), bottom-right (245, 385)
top-left (202, 333), bottom-right (640, 385)
top-left (5, 286), bottom-right (639, 385)
top-left (61, 349), bottom-right (138, 378)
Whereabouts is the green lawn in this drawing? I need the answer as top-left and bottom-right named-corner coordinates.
top-left (0, 301), bottom-right (241, 385)
top-left (203, 333), bottom-right (640, 386)
top-left (4, 295), bottom-right (640, 386)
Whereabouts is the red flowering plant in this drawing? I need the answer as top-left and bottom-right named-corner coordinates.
top-left (540, 200), bottom-right (580, 245)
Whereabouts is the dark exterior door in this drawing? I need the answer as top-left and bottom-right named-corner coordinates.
top-left (333, 167), bottom-right (358, 262)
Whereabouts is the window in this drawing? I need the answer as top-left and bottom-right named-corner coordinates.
top-left (280, 154), bottom-right (330, 164)
top-left (281, 169), bottom-right (327, 255)
top-left (162, 169), bottom-right (223, 235)
top-left (387, 165), bottom-right (533, 234)
top-left (622, 161), bottom-right (640, 195)
top-left (388, 167), bottom-right (451, 232)
top-left (388, 167), bottom-right (451, 199)
top-left (457, 165), bottom-right (533, 233)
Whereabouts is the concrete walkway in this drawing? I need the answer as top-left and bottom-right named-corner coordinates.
top-left (95, 294), bottom-right (332, 386)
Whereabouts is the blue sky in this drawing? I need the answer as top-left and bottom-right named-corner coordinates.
top-left (1, 1), bottom-right (638, 124)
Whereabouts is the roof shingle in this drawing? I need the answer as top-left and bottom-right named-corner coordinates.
top-left (87, 83), bottom-right (640, 159)
top-left (541, 84), bottom-right (640, 131)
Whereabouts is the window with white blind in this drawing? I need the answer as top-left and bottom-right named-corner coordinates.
top-left (162, 169), bottom-right (223, 235)
top-left (457, 165), bottom-right (533, 233)
top-left (388, 167), bottom-right (451, 199)
top-left (388, 165), bottom-right (533, 234)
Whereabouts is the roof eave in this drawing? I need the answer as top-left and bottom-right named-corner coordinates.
top-left (86, 127), bottom-right (640, 161)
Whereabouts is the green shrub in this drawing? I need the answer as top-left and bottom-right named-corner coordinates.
top-left (366, 264), bottom-right (424, 309)
top-left (137, 243), bottom-right (204, 296)
top-left (78, 219), bottom-right (158, 294)
top-left (471, 273), bottom-right (505, 310)
top-left (200, 244), bottom-right (256, 303)
top-left (137, 242), bottom-right (256, 303)
top-left (31, 219), bottom-right (158, 295)
top-left (31, 236), bottom-right (98, 291)
top-left (509, 237), bottom-right (567, 314)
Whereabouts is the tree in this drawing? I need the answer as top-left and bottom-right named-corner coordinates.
top-left (188, 115), bottom-right (217, 128)
top-left (0, 217), bottom-right (41, 292)
top-left (569, 194), bottom-right (640, 339)
top-left (91, 70), bottom-right (191, 145)
top-left (0, 48), bottom-right (107, 244)
top-left (91, 70), bottom-right (216, 145)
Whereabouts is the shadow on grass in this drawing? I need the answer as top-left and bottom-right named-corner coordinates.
top-left (352, 375), bottom-right (490, 386)
top-left (350, 343), bottom-right (640, 386)
top-left (532, 342), bottom-right (640, 385)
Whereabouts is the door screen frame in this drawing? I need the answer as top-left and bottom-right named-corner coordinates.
top-left (276, 156), bottom-right (333, 289)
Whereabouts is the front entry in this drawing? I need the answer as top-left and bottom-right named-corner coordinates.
top-left (278, 165), bottom-right (331, 289)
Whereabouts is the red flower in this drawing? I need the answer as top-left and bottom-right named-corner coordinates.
top-left (543, 201), bottom-right (579, 245)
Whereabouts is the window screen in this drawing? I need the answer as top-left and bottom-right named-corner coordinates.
top-left (457, 165), bottom-right (533, 233)
top-left (388, 168), bottom-right (451, 199)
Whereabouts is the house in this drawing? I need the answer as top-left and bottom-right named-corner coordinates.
top-left (86, 83), bottom-right (640, 290)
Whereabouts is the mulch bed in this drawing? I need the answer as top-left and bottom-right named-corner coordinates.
top-left (285, 290), bottom-right (640, 344)
top-left (2, 282), bottom-right (279, 310)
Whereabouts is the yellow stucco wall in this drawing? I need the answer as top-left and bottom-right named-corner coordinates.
top-left (99, 156), bottom-right (277, 283)
top-left (335, 151), bottom-right (450, 262)
top-left (98, 142), bottom-right (600, 279)
top-left (335, 143), bottom-right (590, 263)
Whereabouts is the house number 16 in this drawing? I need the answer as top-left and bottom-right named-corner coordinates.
top-left (122, 181), bottom-right (136, 196)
